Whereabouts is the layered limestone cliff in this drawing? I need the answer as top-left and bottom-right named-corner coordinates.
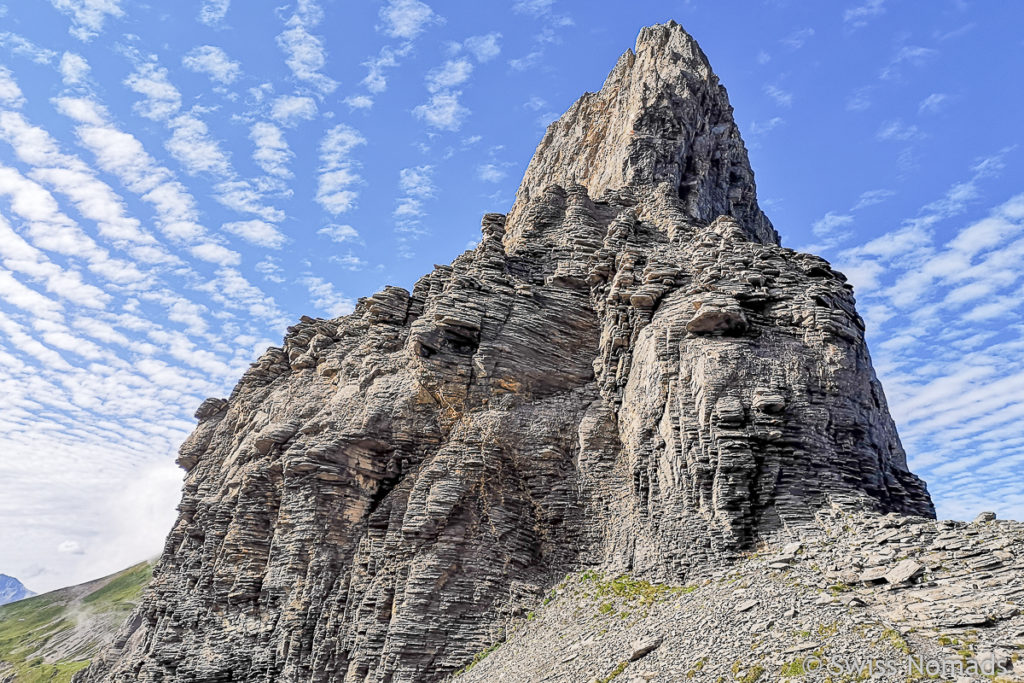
top-left (78, 21), bottom-right (934, 683)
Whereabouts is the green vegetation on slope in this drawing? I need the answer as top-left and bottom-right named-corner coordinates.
top-left (80, 562), bottom-right (152, 614)
top-left (0, 562), bottom-right (152, 683)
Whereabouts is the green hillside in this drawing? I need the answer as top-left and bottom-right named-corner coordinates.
top-left (0, 562), bottom-right (152, 683)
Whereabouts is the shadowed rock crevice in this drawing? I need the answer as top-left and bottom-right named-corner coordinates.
top-left (77, 21), bottom-right (933, 683)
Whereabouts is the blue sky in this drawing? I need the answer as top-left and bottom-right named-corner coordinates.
top-left (0, 0), bottom-right (1021, 592)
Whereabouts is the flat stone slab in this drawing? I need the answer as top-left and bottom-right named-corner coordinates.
top-left (884, 559), bottom-right (924, 585)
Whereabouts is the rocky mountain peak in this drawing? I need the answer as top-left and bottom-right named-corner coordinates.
top-left (78, 22), bottom-right (935, 683)
top-left (507, 20), bottom-right (777, 249)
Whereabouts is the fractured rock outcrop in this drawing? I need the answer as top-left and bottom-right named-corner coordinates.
top-left (78, 20), bottom-right (933, 683)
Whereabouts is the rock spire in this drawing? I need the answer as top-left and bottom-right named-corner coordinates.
top-left (77, 21), bottom-right (933, 683)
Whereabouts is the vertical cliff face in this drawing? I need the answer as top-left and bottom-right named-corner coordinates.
top-left (78, 21), bottom-right (933, 683)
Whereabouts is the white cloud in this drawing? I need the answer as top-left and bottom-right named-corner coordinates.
top-left (876, 120), bottom-right (924, 142)
top-left (852, 189), bottom-right (895, 211)
top-left (124, 62), bottom-right (182, 121)
top-left (360, 44), bottom-right (412, 94)
top-left (918, 93), bottom-right (948, 115)
top-left (399, 165), bottom-right (434, 198)
top-left (277, 13), bottom-right (339, 93)
top-left (426, 59), bottom-right (473, 92)
top-left (812, 212), bottom-right (854, 237)
top-left (0, 66), bottom-right (24, 107)
top-left (48, 0), bottom-right (124, 40)
top-left (316, 124), bottom-right (366, 214)
top-left (394, 165), bottom-right (434, 232)
top-left (508, 51), bottom-right (543, 72)
top-left (166, 115), bottom-right (232, 177)
top-left (394, 198), bottom-right (422, 220)
top-left (54, 96), bottom-right (207, 241)
top-left (379, 0), bottom-right (441, 40)
top-left (122, 61), bottom-right (283, 220)
top-left (0, 163), bottom-right (146, 288)
top-left (881, 45), bottom-right (938, 80)
top-left (781, 28), bottom-right (814, 50)
top-left (182, 45), bottom-right (241, 84)
top-left (190, 242), bottom-right (241, 266)
top-left (0, 212), bottom-right (109, 310)
top-left (477, 163), bottom-right (506, 183)
top-left (0, 32), bottom-right (59, 64)
top-left (0, 110), bottom-right (155, 247)
top-left (318, 224), bottom-right (359, 243)
top-left (749, 117), bottom-right (784, 136)
top-left (302, 275), bottom-right (354, 317)
top-left (212, 179), bottom-right (284, 223)
top-left (846, 87), bottom-right (872, 112)
top-left (255, 257), bottom-right (284, 282)
top-left (513, 0), bottom-right (554, 16)
top-left (345, 95), bottom-right (374, 110)
top-left (524, 96), bottom-right (546, 111)
top-left (413, 91), bottom-right (469, 131)
top-left (0, 269), bottom-right (64, 320)
top-left (250, 122), bottom-right (293, 178)
top-left (463, 33), bottom-right (502, 62)
top-left (763, 84), bottom-right (792, 108)
top-left (222, 220), bottom-right (285, 249)
top-left (331, 253), bottom-right (366, 271)
top-left (270, 94), bottom-right (317, 126)
top-left (844, 0), bottom-right (885, 28)
top-left (198, 0), bottom-right (230, 25)
top-left (59, 52), bottom-right (90, 85)
top-left (57, 540), bottom-right (84, 554)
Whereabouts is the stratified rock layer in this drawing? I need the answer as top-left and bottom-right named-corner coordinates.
top-left (78, 21), bottom-right (933, 683)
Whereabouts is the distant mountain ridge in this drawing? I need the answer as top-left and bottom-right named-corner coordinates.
top-left (0, 576), bottom-right (33, 607)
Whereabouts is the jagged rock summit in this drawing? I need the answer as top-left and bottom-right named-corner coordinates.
top-left (507, 22), bottom-right (777, 247)
top-left (79, 21), bottom-right (934, 683)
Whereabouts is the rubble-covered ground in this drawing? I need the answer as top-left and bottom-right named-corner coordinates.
top-left (453, 508), bottom-right (1024, 682)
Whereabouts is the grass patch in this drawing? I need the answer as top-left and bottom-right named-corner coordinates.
top-left (81, 562), bottom-right (152, 612)
top-left (879, 628), bottom-right (911, 655)
top-left (15, 659), bottom-right (91, 683)
top-left (817, 623), bottom-right (839, 638)
top-left (740, 665), bottom-right (765, 682)
top-left (596, 660), bottom-right (628, 682)
top-left (685, 657), bottom-right (706, 678)
top-left (580, 571), bottom-right (694, 607)
top-left (780, 659), bottom-right (805, 677)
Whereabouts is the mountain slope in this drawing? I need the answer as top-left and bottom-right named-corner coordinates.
top-left (0, 577), bottom-right (34, 608)
top-left (0, 562), bottom-right (152, 683)
top-left (78, 21), bottom-right (933, 683)
top-left (454, 509), bottom-right (1024, 682)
